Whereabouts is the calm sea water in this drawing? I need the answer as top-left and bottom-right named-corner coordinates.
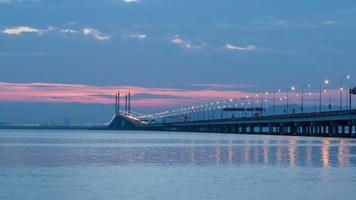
top-left (0, 130), bottom-right (355, 200)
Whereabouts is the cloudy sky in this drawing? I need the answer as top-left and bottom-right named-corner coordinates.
top-left (0, 0), bottom-right (356, 123)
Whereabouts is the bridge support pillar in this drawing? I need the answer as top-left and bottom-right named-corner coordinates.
top-left (306, 124), bottom-right (311, 135)
top-left (268, 123), bottom-right (273, 134)
top-left (311, 125), bottom-right (315, 135)
top-left (308, 125), bottom-right (312, 134)
top-left (327, 125), bottom-right (332, 136)
top-left (222, 125), bottom-right (226, 133)
top-left (349, 124), bottom-right (353, 137)
top-left (296, 123), bottom-right (301, 135)
top-left (304, 125), bottom-right (308, 135)
top-left (226, 125), bottom-right (230, 133)
top-left (280, 123), bottom-right (285, 135)
top-left (286, 125), bottom-right (290, 134)
top-left (218, 125), bottom-right (222, 133)
top-left (314, 125), bottom-right (318, 135)
top-left (231, 125), bottom-right (235, 133)
top-left (290, 124), bottom-right (296, 135)
top-left (331, 125), bottom-right (337, 135)
top-left (309, 125), bottom-right (312, 134)
top-left (300, 125), bottom-right (304, 135)
top-left (319, 125), bottom-right (323, 135)
top-left (241, 126), bottom-right (246, 134)
top-left (248, 126), bottom-right (252, 134)
top-left (210, 126), bottom-right (214, 133)
top-left (341, 125), bottom-right (345, 135)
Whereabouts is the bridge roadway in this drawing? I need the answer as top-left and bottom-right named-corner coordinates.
top-left (135, 109), bottom-right (356, 138)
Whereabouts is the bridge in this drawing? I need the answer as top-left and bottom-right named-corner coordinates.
top-left (108, 87), bottom-right (356, 138)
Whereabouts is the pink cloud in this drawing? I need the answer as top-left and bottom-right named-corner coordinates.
top-left (0, 82), bottom-right (251, 107)
top-left (192, 83), bottom-right (253, 90)
top-left (0, 82), bottom-right (342, 108)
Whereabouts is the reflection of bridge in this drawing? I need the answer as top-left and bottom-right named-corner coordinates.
top-left (108, 90), bottom-right (356, 138)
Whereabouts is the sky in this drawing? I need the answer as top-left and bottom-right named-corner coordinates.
top-left (0, 0), bottom-right (356, 124)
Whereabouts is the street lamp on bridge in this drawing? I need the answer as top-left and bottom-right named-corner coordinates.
top-left (319, 79), bottom-right (329, 112)
top-left (350, 87), bottom-right (356, 110)
top-left (301, 84), bottom-right (311, 113)
top-left (323, 89), bottom-right (332, 110)
top-left (287, 86), bottom-right (296, 114)
top-left (340, 75), bottom-right (351, 110)
top-left (272, 90), bottom-right (281, 115)
top-left (262, 92), bottom-right (269, 115)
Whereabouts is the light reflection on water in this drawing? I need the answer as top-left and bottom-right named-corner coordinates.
top-left (1, 130), bottom-right (356, 200)
top-left (0, 130), bottom-right (355, 168)
top-left (322, 139), bottom-right (331, 168)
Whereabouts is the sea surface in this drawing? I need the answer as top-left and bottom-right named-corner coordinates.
top-left (0, 129), bottom-right (355, 200)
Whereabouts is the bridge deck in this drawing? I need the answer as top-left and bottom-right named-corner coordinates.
top-left (156, 109), bottom-right (356, 126)
top-left (109, 109), bottom-right (356, 137)
top-left (140, 109), bottom-right (356, 138)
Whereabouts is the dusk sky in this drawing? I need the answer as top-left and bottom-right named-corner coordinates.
top-left (1, 0), bottom-right (356, 124)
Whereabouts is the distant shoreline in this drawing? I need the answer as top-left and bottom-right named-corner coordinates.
top-left (0, 125), bottom-right (107, 130)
